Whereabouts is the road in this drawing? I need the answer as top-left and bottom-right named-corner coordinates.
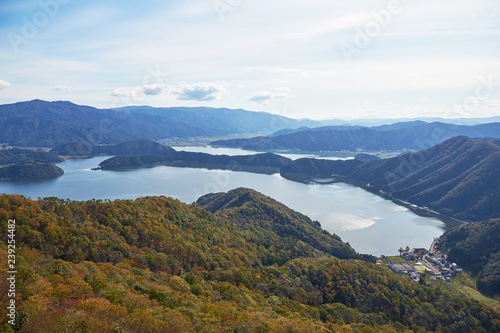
top-left (429, 238), bottom-right (438, 252)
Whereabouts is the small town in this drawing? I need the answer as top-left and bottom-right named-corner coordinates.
top-left (377, 238), bottom-right (463, 283)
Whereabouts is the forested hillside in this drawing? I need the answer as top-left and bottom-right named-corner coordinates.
top-left (0, 161), bottom-right (64, 181)
top-left (98, 151), bottom-right (292, 174)
top-left (0, 149), bottom-right (64, 181)
top-left (439, 218), bottom-right (500, 296)
top-left (281, 136), bottom-right (500, 222)
top-left (212, 122), bottom-right (500, 152)
top-left (113, 106), bottom-right (315, 136)
top-left (0, 190), bottom-right (498, 332)
top-left (0, 149), bottom-right (62, 166)
top-left (0, 100), bottom-right (213, 147)
top-left (51, 139), bottom-right (175, 157)
top-left (197, 188), bottom-right (364, 262)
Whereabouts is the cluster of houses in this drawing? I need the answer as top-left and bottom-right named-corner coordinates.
top-left (383, 244), bottom-right (463, 283)
top-left (387, 262), bottom-right (421, 281)
top-left (424, 255), bottom-right (463, 282)
top-left (402, 247), bottom-right (427, 260)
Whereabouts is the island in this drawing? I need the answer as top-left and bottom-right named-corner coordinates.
top-left (0, 160), bottom-right (64, 181)
top-left (0, 148), bottom-right (64, 181)
top-left (97, 150), bottom-right (293, 175)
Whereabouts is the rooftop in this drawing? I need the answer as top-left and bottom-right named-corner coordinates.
top-left (389, 262), bottom-right (416, 272)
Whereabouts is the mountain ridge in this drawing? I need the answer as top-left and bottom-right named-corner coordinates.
top-left (196, 187), bottom-right (361, 261)
top-left (212, 122), bottom-right (500, 152)
top-left (3, 100), bottom-right (499, 148)
top-left (0, 100), bottom-right (214, 146)
top-left (280, 136), bottom-right (500, 222)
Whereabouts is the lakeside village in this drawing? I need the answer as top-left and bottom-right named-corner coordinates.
top-left (376, 238), bottom-right (463, 283)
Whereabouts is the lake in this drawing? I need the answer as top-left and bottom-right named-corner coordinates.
top-left (0, 149), bottom-right (447, 256)
top-left (177, 146), bottom-right (355, 161)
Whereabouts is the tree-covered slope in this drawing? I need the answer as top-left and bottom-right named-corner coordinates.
top-left (439, 218), bottom-right (500, 296)
top-left (281, 136), bottom-right (500, 222)
top-left (0, 161), bottom-right (64, 181)
top-left (477, 137), bottom-right (500, 147)
top-left (197, 188), bottom-right (362, 262)
top-left (51, 139), bottom-right (175, 157)
top-left (0, 148), bottom-right (62, 166)
top-left (98, 151), bottom-right (292, 174)
top-left (0, 191), bottom-right (499, 332)
top-left (212, 127), bottom-right (400, 151)
top-left (212, 122), bottom-right (500, 152)
top-left (0, 100), bottom-right (213, 147)
top-left (113, 105), bottom-right (319, 136)
top-left (0, 148), bottom-right (64, 181)
top-left (351, 136), bottom-right (500, 221)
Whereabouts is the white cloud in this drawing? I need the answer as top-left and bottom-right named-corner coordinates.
top-left (111, 82), bottom-right (226, 101)
top-left (463, 96), bottom-right (500, 110)
top-left (111, 87), bottom-right (144, 98)
top-left (171, 83), bottom-right (226, 101)
top-left (0, 80), bottom-right (11, 89)
top-left (53, 85), bottom-right (73, 94)
top-left (111, 84), bottom-right (170, 98)
top-left (248, 90), bottom-right (290, 105)
top-left (142, 84), bottom-right (169, 96)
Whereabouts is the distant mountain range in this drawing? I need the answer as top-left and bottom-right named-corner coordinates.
top-left (116, 105), bottom-right (500, 128)
top-left (280, 136), bottom-right (500, 222)
top-left (2, 100), bottom-right (499, 148)
top-left (212, 122), bottom-right (500, 152)
top-left (0, 100), bottom-right (213, 147)
top-left (113, 105), bottom-right (318, 136)
top-left (0, 100), bottom-right (322, 147)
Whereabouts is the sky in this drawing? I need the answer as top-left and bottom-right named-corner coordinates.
top-left (0, 0), bottom-right (499, 120)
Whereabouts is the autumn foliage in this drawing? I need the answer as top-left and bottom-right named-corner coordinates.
top-left (0, 190), bottom-right (498, 332)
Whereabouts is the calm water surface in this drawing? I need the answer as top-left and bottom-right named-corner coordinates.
top-left (177, 146), bottom-right (355, 160)
top-left (0, 151), bottom-right (445, 256)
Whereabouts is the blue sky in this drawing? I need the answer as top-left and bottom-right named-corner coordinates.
top-left (0, 0), bottom-right (499, 119)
